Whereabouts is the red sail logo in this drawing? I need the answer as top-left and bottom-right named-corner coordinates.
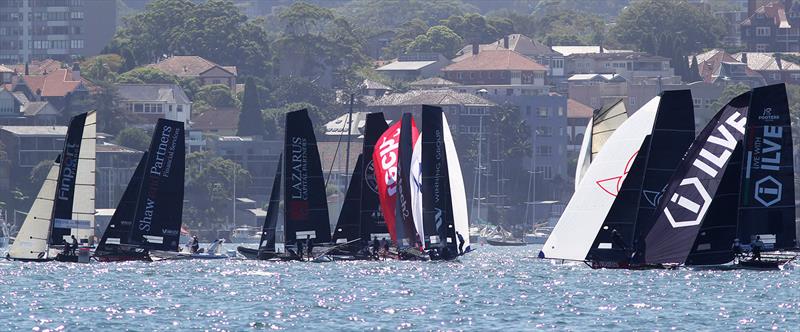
top-left (372, 120), bottom-right (419, 242)
top-left (596, 150), bottom-right (638, 197)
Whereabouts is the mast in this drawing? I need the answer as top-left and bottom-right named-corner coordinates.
top-left (258, 154), bottom-right (283, 253)
top-left (394, 113), bottom-right (419, 248)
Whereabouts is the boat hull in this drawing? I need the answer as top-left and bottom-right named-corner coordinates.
top-left (589, 260), bottom-right (678, 270)
top-left (485, 239), bottom-right (527, 247)
top-left (236, 246), bottom-right (300, 261)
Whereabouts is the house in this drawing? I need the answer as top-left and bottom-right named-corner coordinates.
top-left (0, 65), bottom-right (13, 84)
top-left (0, 88), bottom-right (60, 125)
top-left (11, 64), bottom-right (90, 111)
top-left (148, 56), bottom-right (238, 90)
top-left (367, 88), bottom-right (495, 132)
top-left (565, 52), bottom-right (678, 84)
top-left (7, 59), bottom-right (64, 76)
top-left (693, 49), bottom-right (766, 87)
top-left (566, 74), bottom-right (628, 109)
top-left (191, 107), bottom-right (239, 136)
top-left (0, 125), bottom-right (67, 207)
top-left (740, 0), bottom-right (800, 52)
top-left (95, 139), bottom-right (143, 209)
top-left (733, 52), bottom-right (800, 84)
top-left (116, 83), bottom-right (192, 126)
top-left (551, 46), bottom-right (633, 56)
top-left (375, 53), bottom-right (451, 82)
top-left (453, 34), bottom-right (565, 79)
top-left (443, 49), bottom-right (549, 97)
top-left (408, 77), bottom-right (458, 90)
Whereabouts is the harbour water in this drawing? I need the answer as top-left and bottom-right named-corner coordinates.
top-left (1, 245), bottom-right (799, 330)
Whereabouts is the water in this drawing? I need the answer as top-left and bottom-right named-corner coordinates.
top-left (1, 245), bottom-right (799, 331)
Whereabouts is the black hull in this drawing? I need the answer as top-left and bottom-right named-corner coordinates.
top-left (55, 253), bottom-right (80, 262)
top-left (588, 260), bottom-right (678, 270)
top-left (236, 246), bottom-right (300, 261)
top-left (485, 239), bottom-right (527, 247)
top-left (93, 251), bottom-right (152, 262)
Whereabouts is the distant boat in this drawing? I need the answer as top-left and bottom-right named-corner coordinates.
top-left (419, 105), bottom-right (471, 260)
top-left (94, 118), bottom-right (185, 262)
top-left (237, 109), bottom-right (330, 261)
top-left (6, 111), bottom-right (96, 262)
top-left (485, 238), bottom-right (527, 247)
top-left (229, 226), bottom-right (261, 244)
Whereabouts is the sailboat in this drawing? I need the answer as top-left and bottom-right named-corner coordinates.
top-left (236, 109), bottom-right (331, 261)
top-left (418, 105), bottom-right (471, 260)
top-left (540, 97), bottom-right (661, 262)
top-left (94, 118), bottom-right (185, 262)
top-left (639, 84), bottom-right (796, 270)
top-left (574, 100), bottom-right (627, 190)
top-left (584, 90), bottom-right (695, 269)
top-left (6, 111), bottom-right (96, 262)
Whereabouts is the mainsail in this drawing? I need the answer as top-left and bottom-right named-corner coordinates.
top-left (421, 105), bottom-right (469, 255)
top-left (359, 113), bottom-right (390, 242)
top-left (49, 111), bottom-right (96, 245)
top-left (96, 152), bottom-right (148, 254)
top-left (410, 135), bottom-right (424, 247)
top-left (641, 92), bottom-right (751, 264)
top-left (575, 100), bottom-right (628, 190)
top-left (284, 109), bottom-right (331, 245)
top-left (736, 84), bottom-right (796, 249)
top-left (258, 154), bottom-right (283, 253)
top-left (332, 154), bottom-right (364, 243)
top-left (586, 91), bottom-right (695, 262)
top-left (373, 121), bottom-right (402, 242)
top-left (541, 97), bottom-right (660, 261)
top-left (394, 113), bottom-right (420, 248)
top-left (128, 118), bottom-right (185, 252)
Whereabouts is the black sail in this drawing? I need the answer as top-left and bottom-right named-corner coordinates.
top-left (737, 84), bottom-right (796, 249)
top-left (49, 112), bottom-right (87, 245)
top-left (359, 113), bottom-right (390, 242)
top-left (128, 119), bottom-right (185, 252)
top-left (284, 109), bottom-right (331, 245)
top-left (421, 105), bottom-right (454, 249)
top-left (587, 90), bottom-right (695, 262)
top-left (641, 92), bottom-right (751, 264)
top-left (258, 154), bottom-right (283, 253)
top-left (96, 152), bottom-right (148, 254)
top-left (332, 154), bottom-right (364, 243)
top-left (395, 113), bottom-right (418, 247)
top-left (685, 145), bottom-right (743, 265)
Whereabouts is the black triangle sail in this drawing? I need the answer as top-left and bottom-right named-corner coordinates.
top-left (49, 112), bottom-right (88, 245)
top-left (640, 92), bottom-right (751, 265)
top-left (332, 154), bottom-right (364, 243)
top-left (587, 90), bottom-right (695, 267)
top-left (128, 119), bottom-right (186, 252)
top-left (359, 113), bottom-right (390, 242)
top-left (95, 152), bottom-right (148, 259)
top-left (736, 84), bottom-right (796, 250)
top-left (257, 154), bottom-right (283, 256)
top-left (284, 109), bottom-right (331, 246)
top-left (395, 113), bottom-right (419, 248)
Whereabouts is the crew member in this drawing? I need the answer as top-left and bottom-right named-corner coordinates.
top-left (731, 238), bottom-right (743, 259)
top-left (611, 229), bottom-right (627, 250)
top-left (751, 236), bottom-right (764, 261)
top-left (297, 238), bottom-right (304, 260)
top-left (71, 235), bottom-right (79, 255)
top-left (371, 236), bottom-right (380, 260)
top-left (456, 232), bottom-right (465, 255)
top-left (190, 236), bottom-right (200, 254)
top-left (305, 235), bottom-right (313, 259)
top-left (382, 238), bottom-right (390, 258)
top-left (62, 238), bottom-right (71, 255)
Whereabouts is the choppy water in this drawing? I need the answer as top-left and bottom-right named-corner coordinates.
top-left (1, 244), bottom-right (799, 331)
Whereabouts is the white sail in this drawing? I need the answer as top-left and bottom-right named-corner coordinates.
top-left (8, 162), bottom-right (60, 260)
top-left (591, 100), bottom-right (628, 159)
top-left (443, 115), bottom-right (471, 251)
top-left (410, 135), bottom-right (424, 247)
top-left (72, 111), bottom-right (96, 242)
top-left (574, 118), bottom-right (593, 191)
top-left (541, 96), bottom-right (659, 261)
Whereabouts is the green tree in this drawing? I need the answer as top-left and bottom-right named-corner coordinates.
top-left (87, 80), bottom-right (130, 135)
top-left (114, 128), bottom-right (151, 151)
top-left (382, 19), bottom-right (429, 58)
top-left (406, 25), bottom-right (464, 58)
top-left (80, 54), bottom-right (126, 83)
top-left (263, 102), bottom-right (326, 137)
top-left (117, 67), bottom-right (178, 84)
top-left (613, 0), bottom-right (725, 56)
top-left (237, 78), bottom-right (266, 137)
top-left (338, 0), bottom-right (476, 32)
top-left (195, 84), bottom-right (239, 108)
top-left (443, 13), bottom-right (502, 44)
top-left (184, 152), bottom-right (251, 230)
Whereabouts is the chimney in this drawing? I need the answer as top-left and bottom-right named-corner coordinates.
top-left (71, 62), bottom-right (80, 81)
top-left (24, 62), bottom-right (29, 76)
top-left (741, 52), bottom-right (749, 66)
top-left (503, 35), bottom-right (509, 49)
top-left (472, 43), bottom-right (479, 55)
top-left (748, 0), bottom-right (757, 16)
top-left (775, 53), bottom-right (783, 70)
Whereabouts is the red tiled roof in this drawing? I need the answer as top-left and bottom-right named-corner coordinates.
top-left (21, 69), bottom-right (83, 97)
top-left (443, 50), bottom-right (547, 72)
top-left (567, 99), bottom-right (593, 118)
top-left (7, 59), bottom-right (64, 76)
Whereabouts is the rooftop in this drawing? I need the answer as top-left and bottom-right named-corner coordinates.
top-left (0, 65), bottom-right (13, 73)
top-left (21, 68), bottom-right (85, 97)
top-left (733, 52), bottom-right (800, 71)
top-left (97, 142), bottom-right (142, 153)
top-left (409, 77), bottom-right (458, 88)
top-left (567, 99), bottom-right (594, 118)
top-left (0, 125), bottom-right (67, 136)
top-left (567, 73), bottom-right (626, 82)
top-left (443, 50), bottom-right (547, 72)
top-left (551, 46), bottom-right (633, 56)
top-left (116, 83), bottom-right (191, 104)
top-left (741, 1), bottom-right (796, 28)
top-left (362, 79), bottom-right (391, 90)
top-left (192, 107), bottom-right (239, 132)
top-left (369, 89), bottom-right (495, 107)
top-left (376, 61), bottom-right (437, 71)
top-left (149, 55), bottom-right (237, 77)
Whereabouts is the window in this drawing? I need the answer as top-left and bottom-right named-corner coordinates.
top-left (70, 39), bottom-right (83, 49)
top-left (536, 145), bottom-right (553, 157)
top-left (71, 11), bottom-right (84, 20)
top-left (791, 73), bottom-right (800, 80)
top-left (693, 98), bottom-right (702, 107)
top-left (629, 96), bottom-right (636, 106)
top-left (526, 106), bottom-right (531, 116)
top-left (537, 107), bottom-right (548, 118)
top-left (177, 105), bottom-right (184, 112)
top-left (506, 88), bottom-right (514, 96)
top-left (557, 107), bottom-right (563, 116)
top-left (756, 44), bottom-right (768, 52)
top-left (537, 126), bottom-right (553, 137)
top-left (535, 165), bottom-right (553, 180)
top-left (756, 27), bottom-right (770, 37)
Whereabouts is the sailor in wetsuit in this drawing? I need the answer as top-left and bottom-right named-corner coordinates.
top-left (456, 232), bottom-right (465, 255)
top-left (751, 236), bottom-right (764, 261)
top-left (190, 236), bottom-right (200, 253)
top-left (371, 236), bottom-right (380, 260)
top-left (382, 238), bottom-right (390, 258)
top-left (305, 235), bottom-right (313, 259)
top-left (731, 238), bottom-right (743, 260)
top-left (296, 239), bottom-right (304, 260)
top-left (70, 235), bottom-right (79, 255)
